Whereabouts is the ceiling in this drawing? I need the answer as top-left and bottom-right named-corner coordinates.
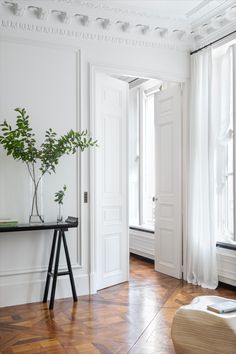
top-left (97, 0), bottom-right (207, 19)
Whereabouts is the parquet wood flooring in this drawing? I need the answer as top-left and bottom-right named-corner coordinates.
top-left (0, 256), bottom-right (236, 354)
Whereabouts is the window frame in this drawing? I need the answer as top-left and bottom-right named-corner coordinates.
top-left (129, 81), bottom-right (160, 231)
top-left (215, 43), bottom-right (236, 244)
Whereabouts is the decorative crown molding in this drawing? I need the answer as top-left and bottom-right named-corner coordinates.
top-left (0, 18), bottom-right (190, 52)
top-left (190, 0), bottom-right (236, 49)
top-left (0, 0), bottom-right (236, 52)
top-left (0, 0), bottom-right (193, 51)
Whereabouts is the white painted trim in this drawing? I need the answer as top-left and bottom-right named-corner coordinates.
top-left (192, 21), bottom-right (236, 52)
top-left (130, 249), bottom-right (154, 260)
top-left (0, 264), bottom-right (82, 277)
top-left (0, 272), bottom-right (89, 308)
top-left (182, 81), bottom-right (189, 281)
top-left (0, 17), bottom-right (190, 52)
top-left (76, 48), bottom-right (82, 267)
top-left (88, 61), bottom-right (189, 83)
top-left (89, 63), bottom-right (96, 294)
top-left (139, 87), bottom-right (144, 226)
top-left (2, 0), bottom-right (236, 52)
top-left (217, 247), bottom-right (236, 287)
top-left (89, 63), bottom-right (187, 293)
top-left (0, 33), bottom-right (83, 51)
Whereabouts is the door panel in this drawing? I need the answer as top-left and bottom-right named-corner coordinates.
top-left (94, 73), bottom-right (129, 290)
top-left (155, 86), bottom-right (182, 279)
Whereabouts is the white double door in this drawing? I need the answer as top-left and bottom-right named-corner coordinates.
top-left (154, 87), bottom-right (182, 279)
top-left (93, 73), bottom-right (182, 291)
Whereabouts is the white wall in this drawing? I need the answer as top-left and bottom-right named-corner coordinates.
top-left (0, 13), bottom-right (190, 307)
top-left (0, 41), bottom-right (86, 306)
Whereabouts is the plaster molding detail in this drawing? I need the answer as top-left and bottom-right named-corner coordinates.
top-left (116, 21), bottom-right (130, 33)
top-left (190, 0), bottom-right (236, 24)
top-left (0, 18), bottom-right (189, 52)
top-left (0, 1), bottom-right (188, 39)
top-left (192, 18), bottom-right (236, 50)
top-left (74, 13), bottom-right (89, 26)
top-left (56, 0), bottom-right (236, 29)
top-left (51, 9), bottom-right (71, 24)
top-left (2, 1), bottom-right (25, 16)
top-left (154, 27), bottom-right (168, 38)
top-left (1, 1), bottom-right (235, 51)
top-left (96, 17), bottom-right (110, 30)
top-left (136, 24), bottom-right (150, 35)
top-left (190, 2), bottom-right (236, 45)
top-left (28, 6), bottom-right (49, 21)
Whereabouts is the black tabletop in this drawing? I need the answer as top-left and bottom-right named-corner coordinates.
top-left (0, 217), bottom-right (78, 233)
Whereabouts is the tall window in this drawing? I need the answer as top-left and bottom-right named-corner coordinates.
top-left (142, 92), bottom-right (155, 228)
top-left (217, 113), bottom-right (234, 243)
top-left (215, 42), bottom-right (236, 245)
top-left (129, 82), bottom-right (158, 230)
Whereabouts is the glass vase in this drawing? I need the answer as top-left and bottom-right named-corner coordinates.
top-left (57, 204), bottom-right (63, 223)
top-left (29, 165), bottom-right (44, 224)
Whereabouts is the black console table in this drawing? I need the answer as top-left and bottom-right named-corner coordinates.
top-left (0, 217), bottom-right (78, 310)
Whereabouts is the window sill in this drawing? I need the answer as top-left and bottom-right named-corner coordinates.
top-left (129, 225), bottom-right (154, 234)
top-left (217, 242), bottom-right (236, 251)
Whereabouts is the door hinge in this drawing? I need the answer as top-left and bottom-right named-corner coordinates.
top-left (84, 191), bottom-right (88, 203)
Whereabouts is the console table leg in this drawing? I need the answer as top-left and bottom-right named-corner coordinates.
top-left (49, 230), bottom-right (62, 310)
top-left (62, 231), bottom-right (78, 302)
top-left (43, 230), bottom-right (57, 303)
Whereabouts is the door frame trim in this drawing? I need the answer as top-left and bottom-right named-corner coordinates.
top-left (89, 63), bottom-right (187, 293)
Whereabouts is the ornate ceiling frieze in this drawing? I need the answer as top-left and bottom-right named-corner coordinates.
top-left (0, 18), bottom-right (188, 52)
top-left (0, 0), bottom-right (235, 51)
top-left (189, 0), bottom-right (236, 49)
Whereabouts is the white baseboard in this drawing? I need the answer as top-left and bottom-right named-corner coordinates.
top-left (0, 269), bottom-right (89, 308)
top-left (217, 247), bottom-right (236, 287)
top-left (130, 248), bottom-right (155, 260)
top-left (129, 229), bottom-right (155, 260)
top-left (89, 272), bottom-right (98, 294)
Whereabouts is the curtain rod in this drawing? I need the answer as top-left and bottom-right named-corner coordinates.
top-left (190, 30), bottom-right (236, 55)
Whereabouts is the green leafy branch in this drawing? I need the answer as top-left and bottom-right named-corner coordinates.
top-left (54, 185), bottom-right (67, 205)
top-left (0, 108), bottom-right (38, 163)
top-left (0, 108), bottom-right (97, 175)
top-left (0, 108), bottom-right (97, 222)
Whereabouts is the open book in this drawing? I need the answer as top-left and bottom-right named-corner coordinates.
top-left (207, 301), bottom-right (236, 314)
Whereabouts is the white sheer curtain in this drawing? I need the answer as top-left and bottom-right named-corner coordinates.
top-left (186, 49), bottom-right (216, 289)
top-left (187, 45), bottom-right (236, 289)
top-left (214, 46), bottom-right (235, 244)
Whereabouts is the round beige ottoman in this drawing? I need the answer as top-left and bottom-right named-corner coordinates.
top-left (171, 296), bottom-right (236, 354)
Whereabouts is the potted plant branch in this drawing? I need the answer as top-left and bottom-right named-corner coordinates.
top-left (54, 185), bottom-right (67, 222)
top-left (0, 108), bottom-right (97, 223)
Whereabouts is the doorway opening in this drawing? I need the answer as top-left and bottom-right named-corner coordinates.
top-left (90, 68), bottom-right (183, 293)
top-left (115, 75), bottom-right (180, 273)
top-left (116, 76), bottom-right (160, 271)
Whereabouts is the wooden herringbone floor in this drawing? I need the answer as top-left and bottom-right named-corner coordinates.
top-left (1, 255), bottom-right (236, 354)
